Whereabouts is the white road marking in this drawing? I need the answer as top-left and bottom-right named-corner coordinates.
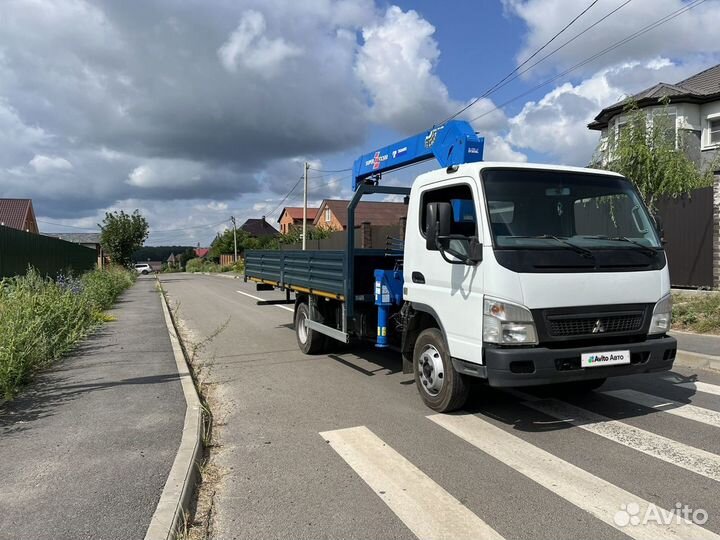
top-left (236, 290), bottom-right (294, 312)
top-left (319, 425), bottom-right (504, 540)
top-left (661, 376), bottom-right (720, 397)
top-left (429, 413), bottom-right (719, 540)
top-left (603, 389), bottom-right (720, 429)
top-left (524, 399), bottom-right (720, 482)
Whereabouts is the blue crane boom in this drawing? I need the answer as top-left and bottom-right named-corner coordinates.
top-left (351, 120), bottom-right (485, 191)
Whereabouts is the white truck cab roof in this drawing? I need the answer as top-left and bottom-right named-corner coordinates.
top-left (412, 161), bottom-right (624, 189)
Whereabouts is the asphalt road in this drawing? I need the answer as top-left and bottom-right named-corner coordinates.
top-left (0, 277), bottom-right (185, 540)
top-left (161, 273), bottom-right (720, 540)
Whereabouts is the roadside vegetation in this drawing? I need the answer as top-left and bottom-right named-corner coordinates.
top-left (672, 292), bottom-right (720, 335)
top-left (0, 266), bottom-right (135, 400)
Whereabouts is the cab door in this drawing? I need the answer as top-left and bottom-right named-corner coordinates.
top-left (405, 178), bottom-right (485, 363)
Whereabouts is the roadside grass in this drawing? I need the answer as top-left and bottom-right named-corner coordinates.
top-left (0, 266), bottom-right (136, 400)
top-left (161, 286), bottom-right (228, 540)
top-left (185, 258), bottom-right (221, 273)
top-left (672, 292), bottom-right (720, 334)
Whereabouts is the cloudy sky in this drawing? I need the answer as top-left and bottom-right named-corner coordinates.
top-left (2, 0), bottom-right (719, 245)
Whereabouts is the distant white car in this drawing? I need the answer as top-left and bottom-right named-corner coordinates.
top-left (134, 263), bottom-right (152, 275)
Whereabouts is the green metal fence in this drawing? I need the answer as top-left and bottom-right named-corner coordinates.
top-left (0, 225), bottom-right (97, 278)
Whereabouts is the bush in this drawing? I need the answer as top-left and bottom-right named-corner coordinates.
top-left (672, 292), bottom-right (720, 334)
top-left (185, 258), bottom-right (221, 273)
top-left (0, 266), bottom-right (136, 399)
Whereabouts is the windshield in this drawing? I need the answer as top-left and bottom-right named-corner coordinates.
top-left (482, 169), bottom-right (661, 250)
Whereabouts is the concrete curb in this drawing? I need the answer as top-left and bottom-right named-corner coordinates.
top-left (199, 271), bottom-right (241, 279)
top-left (675, 350), bottom-right (720, 372)
top-left (144, 280), bottom-right (204, 540)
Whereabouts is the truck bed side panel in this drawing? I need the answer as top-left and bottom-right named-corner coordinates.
top-left (245, 250), bottom-right (346, 296)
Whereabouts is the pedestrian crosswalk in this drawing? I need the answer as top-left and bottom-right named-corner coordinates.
top-left (603, 388), bottom-right (720, 429)
top-left (321, 375), bottom-right (720, 540)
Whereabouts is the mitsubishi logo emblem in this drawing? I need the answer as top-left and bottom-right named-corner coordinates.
top-left (592, 319), bottom-right (605, 333)
top-left (373, 151), bottom-right (381, 170)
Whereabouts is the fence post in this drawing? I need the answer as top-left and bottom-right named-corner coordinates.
top-left (361, 221), bottom-right (372, 249)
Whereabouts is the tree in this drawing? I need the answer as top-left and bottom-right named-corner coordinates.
top-left (278, 224), bottom-right (334, 245)
top-left (99, 210), bottom-right (149, 266)
top-left (591, 99), bottom-right (717, 213)
top-left (209, 228), bottom-right (277, 258)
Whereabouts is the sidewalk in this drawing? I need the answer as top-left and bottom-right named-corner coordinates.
top-left (0, 277), bottom-right (185, 540)
top-left (672, 330), bottom-right (720, 357)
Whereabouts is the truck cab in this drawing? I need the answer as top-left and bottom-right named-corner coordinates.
top-left (402, 161), bottom-right (676, 410)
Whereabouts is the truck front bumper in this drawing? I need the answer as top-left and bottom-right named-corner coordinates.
top-left (454, 335), bottom-right (677, 387)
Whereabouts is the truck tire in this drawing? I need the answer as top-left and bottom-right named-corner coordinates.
top-left (413, 328), bottom-right (468, 412)
top-left (295, 302), bottom-right (325, 355)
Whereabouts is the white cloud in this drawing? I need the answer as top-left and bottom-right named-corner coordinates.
top-left (356, 6), bottom-right (508, 134)
top-left (218, 10), bottom-right (302, 74)
top-left (29, 154), bottom-right (73, 172)
top-left (503, 0), bottom-right (720, 78)
top-left (126, 159), bottom-right (207, 188)
top-left (484, 135), bottom-right (528, 163)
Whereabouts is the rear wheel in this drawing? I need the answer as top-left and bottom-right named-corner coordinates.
top-left (295, 302), bottom-right (326, 354)
top-left (413, 328), bottom-right (468, 412)
top-left (141, 270), bottom-right (148, 275)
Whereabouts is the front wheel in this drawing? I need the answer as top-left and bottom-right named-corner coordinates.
top-left (413, 328), bottom-right (468, 412)
top-left (295, 302), bottom-right (326, 354)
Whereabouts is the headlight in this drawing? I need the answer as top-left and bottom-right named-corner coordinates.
top-left (648, 293), bottom-right (672, 335)
top-left (483, 297), bottom-right (538, 345)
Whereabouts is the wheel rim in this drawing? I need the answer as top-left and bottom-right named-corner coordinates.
top-left (297, 311), bottom-right (308, 344)
top-left (418, 344), bottom-right (444, 396)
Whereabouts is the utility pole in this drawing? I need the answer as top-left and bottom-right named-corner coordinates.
top-left (230, 216), bottom-right (237, 263)
top-left (302, 162), bottom-right (309, 251)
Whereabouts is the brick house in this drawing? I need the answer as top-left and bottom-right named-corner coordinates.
top-left (313, 200), bottom-right (408, 230)
top-left (588, 64), bottom-right (720, 288)
top-left (278, 207), bottom-right (319, 234)
top-left (0, 199), bottom-right (39, 233)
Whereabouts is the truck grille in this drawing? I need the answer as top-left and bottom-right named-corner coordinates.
top-left (547, 313), bottom-right (644, 337)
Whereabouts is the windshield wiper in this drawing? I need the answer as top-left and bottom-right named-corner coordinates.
top-left (506, 235), bottom-right (595, 259)
top-left (580, 235), bottom-right (657, 257)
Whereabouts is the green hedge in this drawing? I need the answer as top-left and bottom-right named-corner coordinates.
top-left (0, 266), bottom-right (136, 399)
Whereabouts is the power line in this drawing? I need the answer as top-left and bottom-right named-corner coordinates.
top-left (264, 175), bottom-right (305, 219)
top-left (37, 219), bottom-right (98, 231)
top-left (482, 0), bottom-right (634, 100)
top-left (441, 0), bottom-right (601, 124)
top-left (468, 0), bottom-right (707, 125)
top-left (307, 166), bottom-right (352, 173)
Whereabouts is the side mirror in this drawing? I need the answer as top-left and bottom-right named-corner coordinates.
top-left (425, 202), bottom-right (452, 251)
top-left (467, 236), bottom-right (483, 263)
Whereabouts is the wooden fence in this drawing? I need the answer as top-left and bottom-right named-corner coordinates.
top-left (0, 225), bottom-right (97, 278)
top-left (280, 221), bottom-right (405, 251)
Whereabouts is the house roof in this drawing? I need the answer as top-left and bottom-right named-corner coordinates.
top-left (0, 199), bottom-right (34, 230)
top-left (44, 232), bottom-right (101, 245)
top-left (241, 217), bottom-right (279, 237)
top-left (278, 207), bottom-right (319, 223)
top-left (589, 64), bottom-right (720, 130)
top-left (313, 200), bottom-right (408, 228)
top-left (195, 247), bottom-right (210, 258)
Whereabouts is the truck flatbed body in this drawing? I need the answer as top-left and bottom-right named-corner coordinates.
top-left (245, 248), bottom-right (401, 301)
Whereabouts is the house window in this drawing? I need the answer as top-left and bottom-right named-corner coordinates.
top-left (710, 118), bottom-right (720, 145)
top-left (325, 208), bottom-right (332, 223)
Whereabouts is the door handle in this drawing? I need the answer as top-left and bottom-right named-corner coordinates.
top-left (411, 271), bottom-right (425, 284)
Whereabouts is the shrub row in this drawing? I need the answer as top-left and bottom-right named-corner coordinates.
top-left (0, 266), bottom-right (136, 400)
